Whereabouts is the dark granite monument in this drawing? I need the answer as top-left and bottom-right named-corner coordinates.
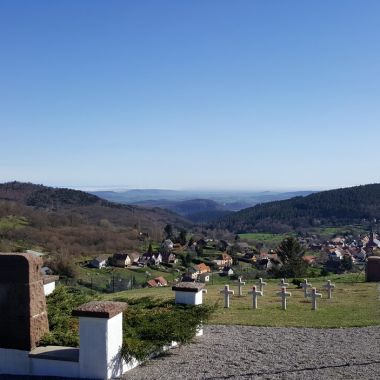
top-left (366, 256), bottom-right (380, 282)
top-left (0, 253), bottom-right (49, 350)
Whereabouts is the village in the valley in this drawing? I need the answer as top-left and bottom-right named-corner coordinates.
top-left (83, 228), bottom-right (380, 290)
top-left (1, 220), bottom-right (380, 379)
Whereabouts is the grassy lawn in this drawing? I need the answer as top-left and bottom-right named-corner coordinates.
top-left (104, 276), bottom-right (380, 328)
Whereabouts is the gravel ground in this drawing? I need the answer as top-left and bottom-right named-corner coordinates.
top-left (125, 325), bottom-right (380, 380)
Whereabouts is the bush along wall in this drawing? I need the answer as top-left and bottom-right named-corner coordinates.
top-left (40, 286), bottom-right (215, 363)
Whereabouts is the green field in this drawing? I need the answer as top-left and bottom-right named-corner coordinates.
top-left (104, 275), bottom-right (380, 328)
top-left (76, 263), bottom-right (180, 292)
top-left (0, 216), bottom-right (28, 230)
top-left (238, 232), bottom-right (294, 246)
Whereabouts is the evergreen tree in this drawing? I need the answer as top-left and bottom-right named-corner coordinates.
top-left (276, 237), bottom-right (307, 277)
top-left (164, 224), bottom-right (174, 239)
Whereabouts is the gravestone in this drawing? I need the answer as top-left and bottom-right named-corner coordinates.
top-left (323, 280), bottom-right (335, 299)
top-left (366, 256), bottom-right (380, 282)
top-left (279, 278), bottom-right (289, 287)
top-left (236, 276), bottom-right (246, 296)
top-left (300, 279), bottom-right (312, 298)
top-left (308, 287), bottom-right (322, 310)
top-left (277, 286), bottom-right (291, 310)
top-left (257, 278), bottom-right (267, 295)
top-left (248, 285), bottom-right (262, 309)
top-left (220, 284), bottom-right (234, 308)
top-left (0, 253), bottom-right (49, 350)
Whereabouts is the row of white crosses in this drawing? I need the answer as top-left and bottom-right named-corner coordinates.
top-left (220, 277), bottom-right (336, 311)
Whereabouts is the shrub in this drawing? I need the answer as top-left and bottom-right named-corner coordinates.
top-left (292, 278), bottom-right (303, 287)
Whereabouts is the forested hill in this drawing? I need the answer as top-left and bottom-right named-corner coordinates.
top-left (215, 184), bottom-right (380, 233)
top-left (0, 182), bottom-right (190, 256)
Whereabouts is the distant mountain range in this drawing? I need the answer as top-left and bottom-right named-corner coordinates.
top-left (91, 189), bottom-right (315, 222)
top-left (215, 184), bottom-right (380, 233)
top-left (131, 199), bottom-right (232, 223)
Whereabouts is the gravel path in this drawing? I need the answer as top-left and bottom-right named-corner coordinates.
top-left (125, 325), bottom-right (380, 380)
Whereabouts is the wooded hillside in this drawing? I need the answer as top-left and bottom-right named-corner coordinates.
top-left (0, 182), bottom-right (190, 257)
top-left (215, 184), bottom-right (380, 233)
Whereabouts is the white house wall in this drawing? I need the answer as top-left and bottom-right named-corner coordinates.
top-left (30, 358), bottom-right (79, 378)
top-left (0, 348), bottom-right (30, 376)
top-left (43, 281), bottom-right (56, 296)
top-left (175, 291), bottom-right (202, 305)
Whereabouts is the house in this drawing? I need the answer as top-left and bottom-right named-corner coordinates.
top-left (365, 231), bottom-right (380, 253)
top-left (221, 266), bottom-right (234, 276)
top-left (216, 240), bottom-right (231, 252)
top-left (352, 248), bottom-right (367, 261)
top-left (147, 276), bottom-right (168, 287)
top-left (161, 239), bottom-right (174, 251)
top-left (303, 255), bottom-right (316, 265)
top-left (90, 255), bottom-right (109, 269)
top-left (128, 252), bottom-right (141, 265)
top-left (196, 239), bottom-right (207, 249)
top-left (213, 253), bottom-right (233, 268)
top-left (244, 252), bottom-right (256, 261)
top-left (113, 252), bottom-right (131, 267)
top-left (198, 272), bottom-right (210, 283)
top-left (184, 267), bottom-right (198, 280)
top-left (142, 251), bottom-right (162, 265)
top-left (331, 237), bottom-right (345, 246)
top-left (235, 242), bottom-right (251, 253)
top-left (194, 263), bottom-right (211, 274)
top-left (161, 252), bottom-right (177, 264)
top-left (181, 273), bottom-right (196, 282)
top-left (328, 248), bottom-right (343, 261)
top-left (113, 252), bottom-right (140, 268)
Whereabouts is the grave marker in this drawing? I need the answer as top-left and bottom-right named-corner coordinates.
top-left (279, 278), bottom-right (289, 287)
top-left (257, 278), bottom-right (267, 295)
top-left (248, 285), bottom-right (263, 309)
top-left (300, 279), bottom-right (312, 298)
top-left (323, 280), bottom-right (335, 299)
top-left (220, 285), bottom-right (234, 308)
top-left (236, 276), bottom-right (246, 296)
top-left (309, 287), bottom-right (322, 310)
top-left (277, 286), bottom-right (291, 310)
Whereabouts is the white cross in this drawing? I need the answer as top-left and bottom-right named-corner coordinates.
top-left (236, 276), bottom-right (246, 296)
top-left (300, 279), bottom-right (312, 298)
top-left (257, 278), bottom-right (267, 295)
top-left (279, 278), bottom-right (289, 287)
top-left (248, 285), bottom-right (263, 309)
top-left (277, 286), bottom-right (291, 310)
top-left (323, 280), bottom-right (335, 299)
top-left (308, 287), bottom-right (322, 310)
top-left (220, 284), bottom-right (234, 308)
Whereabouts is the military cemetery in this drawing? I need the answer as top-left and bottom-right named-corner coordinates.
top-left (1, 1), bottom-right (380, 379)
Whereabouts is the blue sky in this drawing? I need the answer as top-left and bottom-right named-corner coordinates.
top-left (1, 1), bottom-right (379, 190)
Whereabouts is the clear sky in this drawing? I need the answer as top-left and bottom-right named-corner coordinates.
top-left (1, 0), bottom-right (379, 190)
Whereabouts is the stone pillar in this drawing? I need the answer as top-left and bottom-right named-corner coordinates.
top-left (366, 257), bottom-right (380, 282)
top-left (172, 282), bottom-right (206, 305)
top-left (0, 253), bottom-right (49, 351)
top-left (72, 301), bottom-right (127, 380)
top-left (172, 282), bottom-right (206, 336)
